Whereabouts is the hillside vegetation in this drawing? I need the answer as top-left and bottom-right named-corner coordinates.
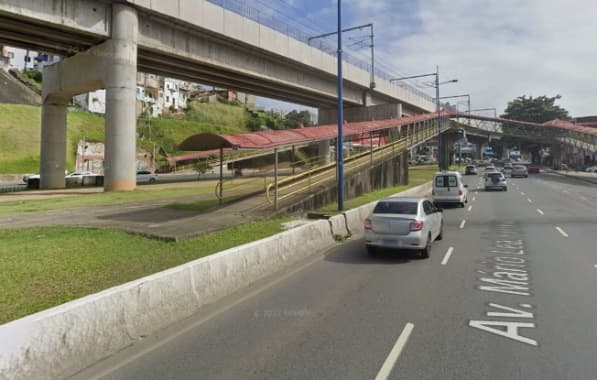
top-left (0, 104), bottom-right (105, 173)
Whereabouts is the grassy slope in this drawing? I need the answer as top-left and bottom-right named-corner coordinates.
top-left (0, 104), bottom-right (105, 173)
top-left (0, 219), bottom-right (289, 324)
top-left (1, 101), bottom-right (249, 174)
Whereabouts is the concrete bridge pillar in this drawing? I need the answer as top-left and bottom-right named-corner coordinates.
top-left (39, 3), bottom-right (138, 191)
top-left (40, 101), bottom-right (68, 189)
top-left (318, 140), bottom-right (331, 164)
top-left (104, 4), bottom-right (138, 191)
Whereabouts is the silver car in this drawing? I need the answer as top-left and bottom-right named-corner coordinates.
top-left (364, 197), bottom-right (443, 258)
top-left (511, 165), bottom-right (528, 178)
top-left (484, 171), bottom-right (508, 191)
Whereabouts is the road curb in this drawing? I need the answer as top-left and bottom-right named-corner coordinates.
top-left (544, 169), bottom-right (597, 185)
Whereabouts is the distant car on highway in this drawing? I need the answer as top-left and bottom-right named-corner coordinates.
top-left (484, 171), bottom-right (508, 191)
top-left (511, 165), bottom-right (529, 178)
top-left (364, 197), bottom-right (443, 258)
top-left (432, 171), bottom-right (468, 207)
top-left (501, 165), bottom-right (513, 177)
top-left (527, 164), bottom-right (541, 174)
top-left (464, 165), bottom-right (477, 175)
top-left (484, 165), bottom-right (497, 172)
top-left (585, 165), bottom-right (597, 173)
top-left (136, 170), bottom-right (158, 183)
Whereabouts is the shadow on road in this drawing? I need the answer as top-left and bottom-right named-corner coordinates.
top-left (324, 238), bottom-right (420, 265)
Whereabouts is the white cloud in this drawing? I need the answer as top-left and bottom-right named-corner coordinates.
top-left (369, 0), bottom-right (597, 116)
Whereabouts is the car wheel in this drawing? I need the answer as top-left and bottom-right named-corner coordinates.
top-left (420, 235), bottom-right (431, 259)
top-left (149, 178), bottom-right (156, 183)
top-left (437, 223), bottom-right (444, 241)
top-left (504, 187), bottom-right (508, 191)
top-left (459, 202), bottom-right (465, 208)
top-left (366, 245), bottom-right (376, 255)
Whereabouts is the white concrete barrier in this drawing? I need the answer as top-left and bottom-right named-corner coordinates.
top-left (0, 220), bottom-right (335, 380)
top-left (328, 214), bottom-right (349, 239)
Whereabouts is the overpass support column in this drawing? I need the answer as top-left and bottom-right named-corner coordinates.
top-left (40, 101), bottom-right (68, 189)
top-left (318, 140), bottom-right (331, 164)
top-left (104, 4), bottom-right (138, 191)
top-left (475, 142), bottom-right (483, 160)
top-left (400, 149), bottom-right (408, 185)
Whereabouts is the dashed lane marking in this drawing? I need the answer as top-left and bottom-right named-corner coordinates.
top-left (460, 220), bottom-right (466, 229)
top-left (555, 226), bottom-right (568, 238)
top-left (527, 198), bottom-right (533, 203)
top-left (374, 323), bottom-right (415, 380)
top-left (537, 209), bottom-right (544, 215)
top-left (441, 247), bottom-right (454, 265)
top-left (467, 205), bottom-right (473, 212)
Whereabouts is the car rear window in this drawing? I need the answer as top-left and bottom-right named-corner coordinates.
top-left (373, 201), bottom-right (418, 215)
top-left (488, 173), bottom-right (503, 179)
top-left (513, 165), bottom-right (525, 170)
top-left (435, 175), bottom-right (458, 187)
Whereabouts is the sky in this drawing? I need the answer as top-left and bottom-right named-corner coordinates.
top-left (252, 0), bottom-right (596, 118)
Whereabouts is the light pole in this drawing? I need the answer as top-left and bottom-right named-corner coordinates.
top-left (390, 67), bottom-right (457, 170)
top-left (336, 0), bottom-right (344, 211)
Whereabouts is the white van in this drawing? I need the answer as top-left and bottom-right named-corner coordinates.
top-left (432, 171), bottom-right (468, 207)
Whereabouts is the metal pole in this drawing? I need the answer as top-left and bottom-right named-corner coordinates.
top-left (291, 145), bottom-right (296, 176)
top-left (219, 146), bottom-right (223, 206)
top-left (370, 24), bottom-right (375, 89)
top-left (435, 66), bottom-right (442, 171)
top-left (337, 0), bottom-right (344, 211)
top-left (274, 147), bottom-right (278, 210)
top-left (370, 131), bottom-right (373, 167)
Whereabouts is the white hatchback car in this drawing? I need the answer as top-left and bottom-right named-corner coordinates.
top-left (485, 171), bottom-right (508, 191)
top-left (432, 171), bottom-right (468, 207)
top-left (364, 197), bottom-right (443, 258)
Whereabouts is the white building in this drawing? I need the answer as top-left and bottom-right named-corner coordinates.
top-left (163, 78), bottom-right (190, 112)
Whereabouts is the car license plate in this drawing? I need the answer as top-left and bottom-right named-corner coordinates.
top-left (383, 239), bottom-right (397, 245)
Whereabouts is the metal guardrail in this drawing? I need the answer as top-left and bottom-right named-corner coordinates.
top-left (205, 0), bottom-right (433, 103)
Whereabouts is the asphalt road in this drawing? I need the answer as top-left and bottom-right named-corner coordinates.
top-left (72, 172), bottom-right (597, 380)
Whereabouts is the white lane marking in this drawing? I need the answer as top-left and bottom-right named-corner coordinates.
top-left (472, 196), bottom-right (476, 201)
top-left (555, 226), bottom-right (568, 238)
top-left (520, 191), bottom-right (525, 196)
top-left (460, 220), bottom-right (466, 229)
top-left (537, 209), bottom-right (544, 215)
top-left (563, 190), bottom-right (570, 194)
top-left (441, 247), bottom-right (454, 265)
top-left (467, 205), bottom-right (473, 212)
top-left (527, 198), bottom-right (533, 203)
top-left (594, 265), bottom-right (597, 269)
top-left (374, 323), bottom-right (415, 380)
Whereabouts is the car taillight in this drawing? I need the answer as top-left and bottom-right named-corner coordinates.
top-left (364, 218), bottom-right (372, 230)
top-left (409, 219), bottom-right (424, 231)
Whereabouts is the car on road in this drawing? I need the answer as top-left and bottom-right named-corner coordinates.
top-left (585, 165), bottom-right (597, 173)
top-left (527, 164), bottom-right (541, 174)
top-left (432, 171), bottom-right (468, 207)
top-left (484, 171), bottom-right (508, 191)
top-left (464, 165), bottom-right (477, 175)
top-left (484, 165), bottom-right (497, 172)
top-left (511, 164), bottom-right (529, 178)
top-left (136, 170), bottom-right (158, 183)
top-left (364, 197), bottom-right (443, 258)
top-left (502, 165), bottom-right (513, 177)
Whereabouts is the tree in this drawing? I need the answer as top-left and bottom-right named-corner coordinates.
top-left (193, 160), bottom-right (210, 178)
top-left (284, 110), bottom-right (312, 129)
top-left (500, 95), bottom-right (569, 123)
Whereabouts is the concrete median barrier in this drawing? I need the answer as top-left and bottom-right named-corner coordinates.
top-left (0, 220), bottom-right (335, 380)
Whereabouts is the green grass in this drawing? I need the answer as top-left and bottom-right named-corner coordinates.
top-left (167, 198), bottom-right (223, 212)
top-left (0, 104), bottom-right (105, 173)
top-left (0, 218), bottom-right (290, 324)
top-left (318, 168), bottom-right (436, 214)
top-left (0, 101), bottom-right (251, 173)
top-left (0, 186), bottom-right (217, 217)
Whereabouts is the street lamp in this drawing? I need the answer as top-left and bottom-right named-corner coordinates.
top-left (336, 0), bottom-right (344, 211)
top-left (390, 67), bottom-right (457, 170)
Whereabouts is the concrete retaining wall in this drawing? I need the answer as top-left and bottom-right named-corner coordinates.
top-left (0, 220), bottom-right (335, 380)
